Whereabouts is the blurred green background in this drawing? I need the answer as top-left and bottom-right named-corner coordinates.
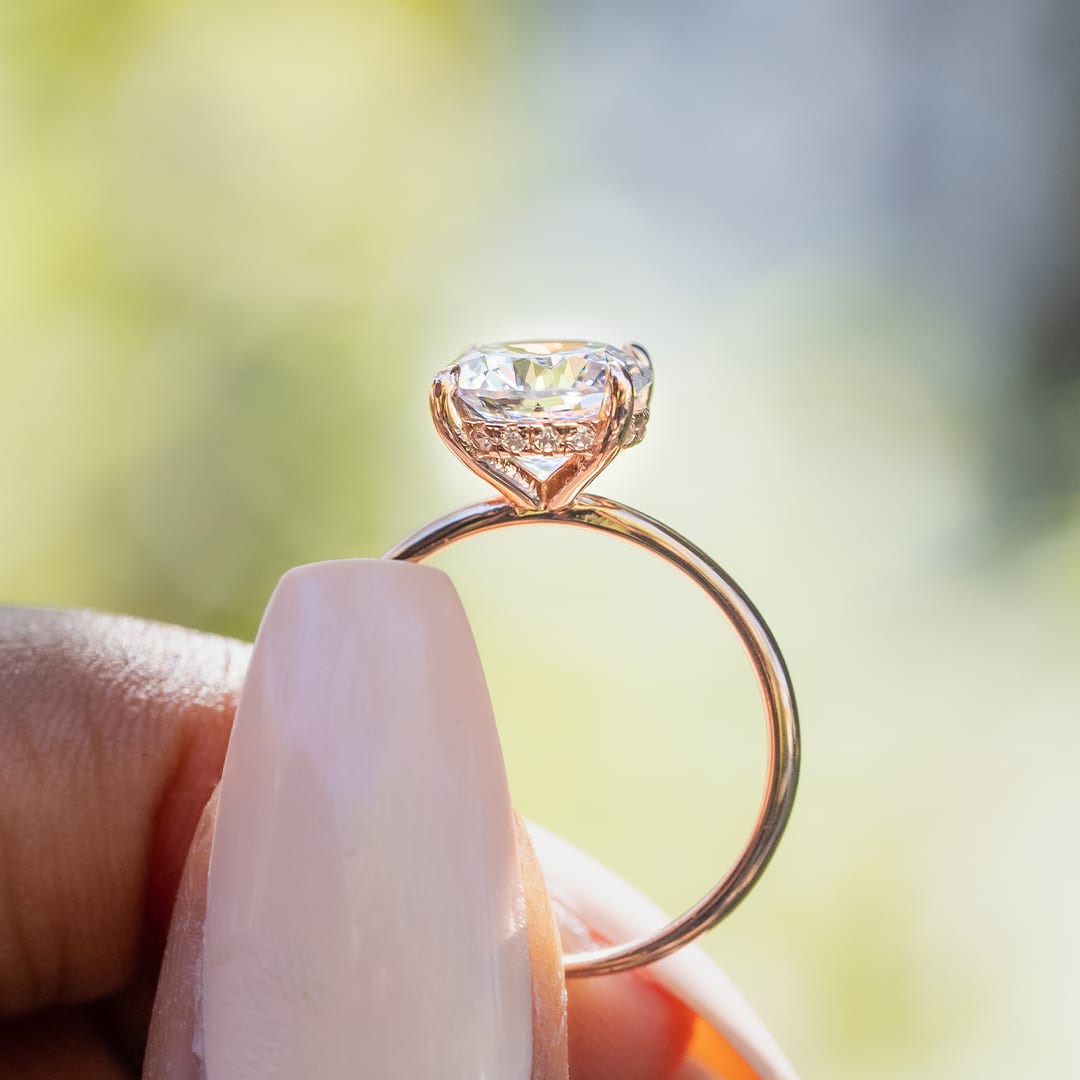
top-left (2, 1), bottom-right (1078, 1076)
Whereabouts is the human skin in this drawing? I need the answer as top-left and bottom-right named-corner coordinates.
top-left (0, 604), bottom-right (790, 1079)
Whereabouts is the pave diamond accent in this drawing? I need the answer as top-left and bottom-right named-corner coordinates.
top-left (452, 340), bottom-right (652, 481)
top-left (465, 420), bottom-right (599, 478)
top-left (501, 428), bottom-right (528, 455)
top-left (565, 424), bottom-right (594, 452)
top-left (533, 427), bottom-right (562, 454)
top-left (469, 426), bottom-right (496, 453)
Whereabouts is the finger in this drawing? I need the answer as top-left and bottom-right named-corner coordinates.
top-left (0, 608), bottom-right (248, 1016)
top-left (146, 560), bottom-right (565, 1078)
top-left (531, 823), bottom-right (799, 1080)
top-left (0, 1007), bottom-right (130, 1080)
top-left (559, 902), bottom-right (695, 1080)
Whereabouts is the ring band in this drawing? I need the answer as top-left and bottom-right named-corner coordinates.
top-left (385, 340), bottom-right (801, 978)
top-left (386, 494), bottom-right (799, 977)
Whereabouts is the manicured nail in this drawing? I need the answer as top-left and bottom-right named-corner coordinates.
top-left (201, 560), bottom-right (533, 1078)
top-left (529, 823), bottom-right (799, 1080)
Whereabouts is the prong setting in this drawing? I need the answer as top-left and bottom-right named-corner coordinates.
top-left (429, 340), bottom-right (652, 513)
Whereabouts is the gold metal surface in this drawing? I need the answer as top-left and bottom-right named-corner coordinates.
top-left (386, 494), bottom-right (800, 979)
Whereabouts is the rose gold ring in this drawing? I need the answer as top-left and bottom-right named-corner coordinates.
top-left (385, 340), bottom-right (800, 979)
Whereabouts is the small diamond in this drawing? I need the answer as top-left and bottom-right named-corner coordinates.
top-left (533, 427), bottom-right (562, 454)
top-left (470, 426), bottom-right (496, 453)
top-left (565, 425), bottom-right (593, 452)
top-left (502, 428), bottom-right (528, 454)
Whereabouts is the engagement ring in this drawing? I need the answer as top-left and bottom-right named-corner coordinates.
top-left (387, 340), bottom-right (800, 978)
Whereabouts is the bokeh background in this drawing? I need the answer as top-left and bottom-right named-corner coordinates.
top-left (3, 1), bottom-right (1078, 1076)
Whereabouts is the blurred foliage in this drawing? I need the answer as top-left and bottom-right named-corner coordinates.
top-left (2, 3), bottom-right (1078, 1078)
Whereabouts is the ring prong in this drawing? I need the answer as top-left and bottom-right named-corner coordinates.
top-left (429, 365), bottom-right (464, 447)
top-left (542, 360), bottom-right (634, 512)
top-left (430, 364), bottom-right (540, 513)
top-left (601, 358), bottom-right (636, 449)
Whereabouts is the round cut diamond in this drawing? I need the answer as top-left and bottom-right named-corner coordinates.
top-left (532, 427), bottom-right (562, 454)
top-left (565, 424), bottom-right (594, 452)
top-left (470, 426), bottom-right (496, 453)
top-left (501, 428), bottom-right (528, 454)
top-left (454, 340), bottom-right (652, 425)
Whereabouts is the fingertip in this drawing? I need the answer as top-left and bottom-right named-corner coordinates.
top-left (556, 900), bottom-right (696, 1080)
top-left (530, 823), bottom-right (798, 1080)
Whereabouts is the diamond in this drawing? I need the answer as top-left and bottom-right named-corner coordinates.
top-left (532, 426), bottom-right (562, 454)
top-left (470, 425), bottom-right (497, 453)
top-left (565, 425), bottom-right (593, 452)
top-left (452, 340), bottom-right (652, 480)
top-left (455, 340), bottom-right (652, 423)
top-left (502, 428), bottom-right (528, 454)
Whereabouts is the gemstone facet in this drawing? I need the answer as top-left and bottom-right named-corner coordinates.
top-left (452, 340), bottom-right (652, 481)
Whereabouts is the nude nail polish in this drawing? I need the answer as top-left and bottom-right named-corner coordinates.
top-left (201, 560), bottom-right (533, 1079)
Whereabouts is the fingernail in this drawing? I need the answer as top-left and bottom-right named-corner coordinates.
top-left (529, 823), bottom-right (799, 1080)
top-left (202, 560), bottom-right (534, 1078)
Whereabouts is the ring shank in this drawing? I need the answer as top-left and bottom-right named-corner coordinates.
top-left (385, 493), bottom-right (799, 978)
